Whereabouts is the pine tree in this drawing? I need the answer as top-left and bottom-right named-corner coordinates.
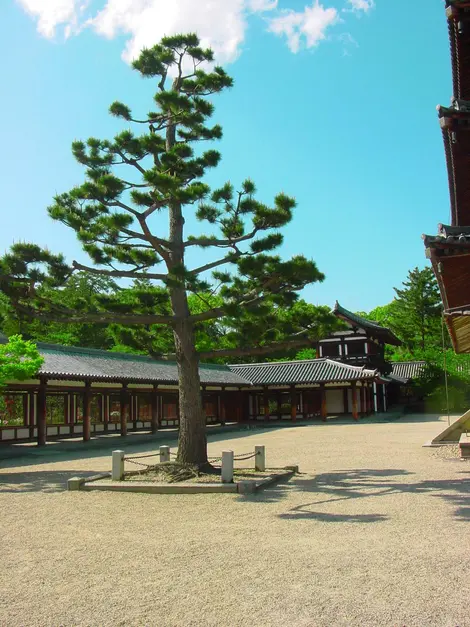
top-left (392, 267), bottom-right (442, 352)
top-left (0, 34), bottom-right (325, 465)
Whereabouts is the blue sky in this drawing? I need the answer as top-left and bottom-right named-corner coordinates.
top-left (1, 0), bottom-right (451, 312)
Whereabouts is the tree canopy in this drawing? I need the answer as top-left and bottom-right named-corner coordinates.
top-left (0, 335), bottom-right (43, 389)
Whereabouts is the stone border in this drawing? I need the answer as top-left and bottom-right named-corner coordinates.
top-left (67, 466), bottom-right (298, 495)
top-left (459, 432), bottom-right (470, 458)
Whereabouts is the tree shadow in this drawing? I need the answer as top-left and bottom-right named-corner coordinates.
top-left (239, 467), bottom-right (470, 524)
top-left (0, 470), bottom-right (94, 493)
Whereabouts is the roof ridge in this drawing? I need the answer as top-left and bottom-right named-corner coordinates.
top-left (391, 360), bottom-right (427, 365)
top-left (334, 302), bottom-right (402, 346)
top-left (323, 358), bottom-right (376, 374)
top-left (37, 341), bottom-right (232, 371)
top-left (229, 358), bottom-right (327, 368)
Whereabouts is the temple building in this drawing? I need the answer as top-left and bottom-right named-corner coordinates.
top-left (424, 1), bottom-right (470, 352)
top-left (0, 303), bottom-right (423, 446)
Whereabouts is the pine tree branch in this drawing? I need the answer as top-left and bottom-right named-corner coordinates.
top-left (16, 305), bottom-right (175, 326)
top-left (190, 253), bottom-right (241, 275)
top-left (136, 216), bottom-right (172, 263)
top-left (199, 336), bottom-right (315, 360)
top-left (190, 276), bottom-right (281, 323)
top-left (113, 148), bottom-right (146, 175)
top-left (184, 229), bottom-right (258, 248)
top-left (71, 261), bottom-right (168, 281)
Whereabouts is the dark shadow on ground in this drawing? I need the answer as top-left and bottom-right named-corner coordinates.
top-left (237, 467), bottom-right (470, 524)
top-left (0, 469), bottom-right (96, 493)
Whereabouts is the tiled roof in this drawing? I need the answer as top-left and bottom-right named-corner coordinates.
top-left (32, 342), bottom-right (251, 386)
top-left (228, 358), bottom-right (378, 386)
top-left (333, 302), bottom-right (402, 346)
top-left (390, 361), bottom-right (427, 382)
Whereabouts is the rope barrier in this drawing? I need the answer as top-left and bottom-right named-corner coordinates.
top-left (233, 452), bottom-right (257, 461)
top-left (124, 449), bottom-right (258, 465)
top-left (125, 458), bottom-right (154, 469)
top-left (125, 453), bottom-right (160, 461)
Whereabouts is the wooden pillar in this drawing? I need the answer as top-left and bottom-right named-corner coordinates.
top-left (290, 386), bottom-right (297, 423)
top-left (120, 384), bottom-right (129, 437)
top-left (360, 385), bottom-right (365, 416)
top-left (151, 384), bottom-right (159, 434)
top-left (320, 384), bottom-right (327, 421)
top-left (264, 388), bottom-right (270, 421)
top-left (37, 378), bottom-right (47, 447)
top-left (343, 388), bottom-right (349, 414)
top-left (220, 389), bottom-right (226, 425)
top-left (351, 382), bottom-right (358, 421)
top-left (83, 381), bottom-right (92, 442)
top-left (29, 391), bottom-right (35, 440)
top-left (103, 394), bottom-right (109, 433)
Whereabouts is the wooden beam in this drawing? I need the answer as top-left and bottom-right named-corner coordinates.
top-left (37, 377), bottom-right (47, 447)
top-left (83, 381), bottom-right (92, 442)
top-left (351, 382), bottom-right (358, 421)
top-left (120, 383), bottom-right (129, 437)
top-left (290, 386), bottom-right (297, 423)
top-left (151, 384), bottom-right (159, 434)
top-left (320, 384), bottom-right (327, 422)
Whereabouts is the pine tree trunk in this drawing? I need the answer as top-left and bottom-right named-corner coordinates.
top-left (172, 296), bottom-right (208, 466)
top-left (165, 104), bottom-right (207, 466)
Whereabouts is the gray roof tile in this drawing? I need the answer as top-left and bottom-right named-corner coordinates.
top-left (229, 358), bottom-right (378, 386)
top-left (35, 343), bottom-right (251, 386)
top-left (390, 361), bottom-right (427, 382)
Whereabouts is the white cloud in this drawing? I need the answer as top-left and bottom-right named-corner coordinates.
top-left (16, 0), bottom-right (278, 64)
top-left (16, 0), bottom-right (80, 38)
top-left (92, 0), bottom-right (256, 65)
top-left (346, 0), bottom-right (375, 13)
top-left (16, 0), bottom-right (364, 63)
top-left (248, 0), bottom-right (278, 10)
top-left (268, 2), bottom-right (338, 53)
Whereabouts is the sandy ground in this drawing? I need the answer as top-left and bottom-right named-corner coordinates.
top-left (1, 414), bottom-right (469, 627)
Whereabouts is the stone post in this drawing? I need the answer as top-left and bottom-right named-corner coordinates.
top-left (160, 445), bottom-right (170, 463)
top-left (112, 450), bottom-right (125, 481)
top-left (255, 445), bottom-right (266, 471)
top-left (221, 450), bottom-right (234, 483)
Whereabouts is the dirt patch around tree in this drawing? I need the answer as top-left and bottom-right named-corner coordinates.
top-left (123, 462), bottom-right (280, 484)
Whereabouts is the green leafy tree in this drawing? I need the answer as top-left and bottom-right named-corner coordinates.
top-left (0, 335), bottom-right (43, 388)
top-left (0, 272), bottom-right (118, 349)
top-left (0, 34), bottom-right (325, 465)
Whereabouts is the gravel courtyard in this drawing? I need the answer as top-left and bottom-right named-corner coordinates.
top-left (1, 415), bottom-right (469, 627)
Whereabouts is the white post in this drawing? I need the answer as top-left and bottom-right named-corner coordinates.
top-left (255, 445), bottom-right (266, 471)
top-left (112, 450), bottom-right (125, 481)
top-left (221, 450), bottom-right (234, 483)
top-left (373, 382), bottom-right (378, 412)
top-left (160, 445), bottom-right (170, 463)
